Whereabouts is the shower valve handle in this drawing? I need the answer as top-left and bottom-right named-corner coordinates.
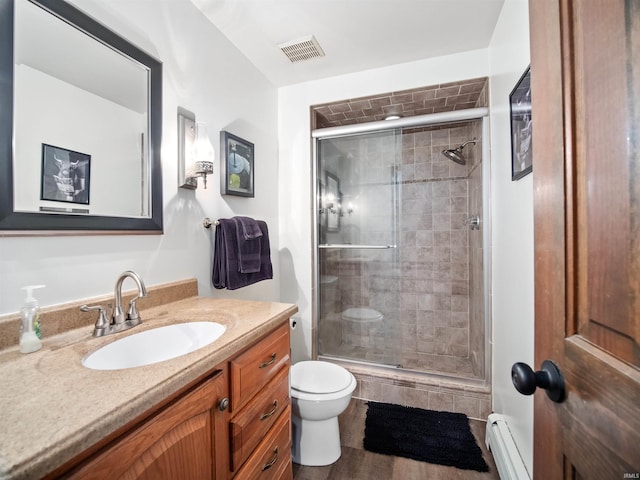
top-left (511, 360), bottom-right (566, 403)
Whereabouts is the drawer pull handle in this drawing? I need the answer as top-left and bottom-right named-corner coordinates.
top-left (259, 353), bottom-right (277, 369)
top-left (260, 400), bottom-right (279, 421)
top-left (262, 447), bottom-right (279, 471)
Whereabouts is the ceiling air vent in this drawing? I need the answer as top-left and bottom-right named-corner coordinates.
top-left (278, 35), bottom-right (325, 63)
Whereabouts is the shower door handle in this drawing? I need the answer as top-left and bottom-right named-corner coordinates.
top-left (464, 215), bottom-right (481, 230)
top-left (318, 244), bottom-right (397, 249)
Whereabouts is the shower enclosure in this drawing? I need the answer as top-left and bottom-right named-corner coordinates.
top-left (314, 109), bottom-right (491, 382)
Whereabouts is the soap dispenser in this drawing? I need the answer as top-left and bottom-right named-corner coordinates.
top-left (19, 285), bottom-right (45, 354)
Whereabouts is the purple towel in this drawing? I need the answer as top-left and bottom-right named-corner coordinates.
top-left (233, 217), bottom-right (261, 273)
top-left (212, 218), bottom-right (273, 290)
top-left (235, 216), bottom-right (263, 240)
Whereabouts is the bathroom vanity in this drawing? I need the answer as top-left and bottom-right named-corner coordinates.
top-left (0, 280), bottom-right (297, 480)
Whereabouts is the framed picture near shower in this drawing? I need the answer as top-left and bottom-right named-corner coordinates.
top-left (509, 66), bottom-right (533, 181)
top-left (40, 143), bottom-right (91, 205)
top-left (220, 130), bottom-right (254, 197)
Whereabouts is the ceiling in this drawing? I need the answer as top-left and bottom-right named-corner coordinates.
top-left (191, 0), bottom-right (506, 87)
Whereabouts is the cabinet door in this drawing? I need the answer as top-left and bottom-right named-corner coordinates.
top-left (67, 369), bottom-right (228, 480)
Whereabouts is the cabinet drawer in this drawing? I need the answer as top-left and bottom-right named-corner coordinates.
top-left (230, 367), bottom-right (290, 471)
top-left (230, 323), bottom-right (290, 411)
top-left (233, 406), bottom-right (292, 480)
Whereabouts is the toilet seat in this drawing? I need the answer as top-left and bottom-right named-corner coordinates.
top-left (341, 307), bottom-right (383, 323)
top-left (291, 361), bottom-right (353, 394)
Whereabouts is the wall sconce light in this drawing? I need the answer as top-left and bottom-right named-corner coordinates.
top-left (346, 202), bottom-right (354, 215)
top-left (178, 108), bottom-right (215, 190)
top-left (322, 193), bottom-right (339, 215)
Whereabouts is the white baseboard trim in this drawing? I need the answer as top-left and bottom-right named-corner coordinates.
top-left (485, 413), bottom-right (531, 480)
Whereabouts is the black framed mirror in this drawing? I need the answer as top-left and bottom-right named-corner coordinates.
top-left (0, 0), bottom-right (163, 233)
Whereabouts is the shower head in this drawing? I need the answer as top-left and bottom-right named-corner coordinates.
top-left (442, 139), bottom-right (477, 165)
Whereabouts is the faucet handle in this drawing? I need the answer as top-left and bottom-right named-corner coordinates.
top-left (80, 304), bottom-right (110, 335)
top-left (127, 296), bottom-right (143, 325)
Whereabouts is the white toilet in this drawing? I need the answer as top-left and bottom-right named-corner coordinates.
top-left (290, 360), bottom-right (357, 466)
top-left (341, 307), bottom-right (383, 334)
top-left (341, 307), bottom-right (383, 324)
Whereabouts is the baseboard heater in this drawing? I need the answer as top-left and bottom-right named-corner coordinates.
top-left (485, 414), bottom-right (531, 480)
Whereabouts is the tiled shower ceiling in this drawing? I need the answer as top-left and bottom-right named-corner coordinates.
top-left (312, 77), bottom-right (488, 129)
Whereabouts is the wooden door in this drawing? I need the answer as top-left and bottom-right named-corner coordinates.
top-left (529, 0), bottom-right (640, 478)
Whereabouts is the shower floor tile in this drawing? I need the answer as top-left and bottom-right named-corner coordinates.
top-left (292, 399), bottom-right (499, 480)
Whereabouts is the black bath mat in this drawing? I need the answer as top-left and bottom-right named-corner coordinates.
top-left (363, 401), bottom-right (489, 472)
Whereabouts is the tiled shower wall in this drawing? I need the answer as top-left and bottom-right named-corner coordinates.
top-left (398, 122), bottom-right (481, 378)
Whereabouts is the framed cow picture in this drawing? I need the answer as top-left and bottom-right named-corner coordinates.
top-left (40, 144), bottom-right (91, 205)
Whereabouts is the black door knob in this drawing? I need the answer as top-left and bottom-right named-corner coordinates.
top-left (511, 360), bottom-right (566, 403)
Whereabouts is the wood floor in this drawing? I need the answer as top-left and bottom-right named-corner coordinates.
top-left (292, 399), bottom-right (500, 480)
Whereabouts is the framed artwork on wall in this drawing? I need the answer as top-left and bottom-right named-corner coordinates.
top-left (40, 143), bottom-right (91, 205)
top-left (509, 66), bottom-right (533, 181)
top-left (220, 130), bottom-right (254, 197)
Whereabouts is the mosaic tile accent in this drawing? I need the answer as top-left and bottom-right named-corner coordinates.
top-left (312, 77), bottom-right (488, 128)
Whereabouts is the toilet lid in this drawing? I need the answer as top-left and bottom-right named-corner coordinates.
top-left (319, 275), bottom-right (338, 284)
top-left (290, 361), bottom-right (353, 394)
top-left (341, 307), bottom-right (383, 322)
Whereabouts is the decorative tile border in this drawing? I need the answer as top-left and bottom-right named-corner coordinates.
top-left (319, 356), bottom-right (491, 421)
top-left (353, 370), bottom-right (491, 421)
top-left (312, 77), bottom-right (488, 128)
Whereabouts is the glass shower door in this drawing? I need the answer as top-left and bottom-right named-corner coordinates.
top-left (316, 129), bottom-right (402, 368)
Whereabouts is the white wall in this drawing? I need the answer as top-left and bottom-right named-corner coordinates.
top-left (488, 0), bottom-right (534, 475)
top-left (277, 49), bottom-right (490, 363)
top-left (0, 0), bottom-right (280, 315)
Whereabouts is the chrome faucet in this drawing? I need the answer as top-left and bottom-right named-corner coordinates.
top-left (113, 271), bottom-right (148, 326)
top-left (80, 270), bottom-right (148, 337)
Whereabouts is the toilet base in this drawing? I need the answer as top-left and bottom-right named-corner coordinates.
top-left (291, 413), bottom-right (341, 466)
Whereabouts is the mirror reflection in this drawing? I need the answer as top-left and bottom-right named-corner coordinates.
top-left (14, 0), bottom-right (150, 218)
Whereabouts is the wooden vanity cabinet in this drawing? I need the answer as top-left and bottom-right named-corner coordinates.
top-left (62, 368), bottom-right (230, 480)
top-left (51, 321), bottom-right (292, 480)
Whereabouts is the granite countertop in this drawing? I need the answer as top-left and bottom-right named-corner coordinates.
top-left (0, 296), bottom-right (297, 480)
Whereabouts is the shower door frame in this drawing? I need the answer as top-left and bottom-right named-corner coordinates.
top-left (313, 129), bottom-right (403, 367)
top-left (311, 108), bottom-right (493, 385)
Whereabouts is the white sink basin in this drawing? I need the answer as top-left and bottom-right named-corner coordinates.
top-left (82, 322), bottom-right (226, 370)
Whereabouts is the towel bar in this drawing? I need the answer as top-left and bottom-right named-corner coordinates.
top-left (318, 244), bottom-right (397, 249)
top-left (203, 218), bottom-right (220, 229)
